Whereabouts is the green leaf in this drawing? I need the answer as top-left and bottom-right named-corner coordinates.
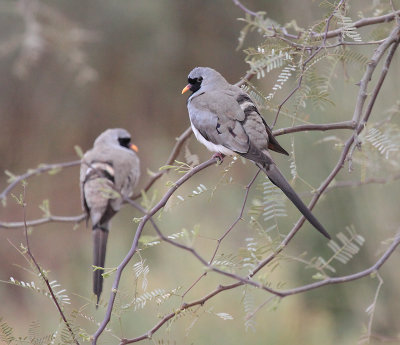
top-left (74, 145), bottom-right (84, 158)
top-left (38, 199), bottom-right (51, 218)
top-left (4, 170), bottom-right (17, 183)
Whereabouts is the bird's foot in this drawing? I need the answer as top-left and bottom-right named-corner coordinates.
top-left (212, 152), bottom-right (225, 164)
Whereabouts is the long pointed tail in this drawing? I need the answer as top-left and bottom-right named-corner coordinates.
top-left (258, 163), bottom-right (331, 239)
top-left (93, 226), bottom-right (109, 307)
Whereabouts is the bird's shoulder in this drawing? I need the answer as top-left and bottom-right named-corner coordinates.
top-left (80, 146), bottom-right (139, 186)
top-left (190, 88), bottom-right (246, 122)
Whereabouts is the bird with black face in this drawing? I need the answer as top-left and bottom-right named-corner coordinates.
top-left (182, 67), bottom-right (330, 239)
top-left (80, 128), bottom-right (140, 306)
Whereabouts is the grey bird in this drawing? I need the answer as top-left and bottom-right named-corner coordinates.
top-left (80, 128), bottom-right (140, 306)
top-left (182, 67), bottom-right (330, 239)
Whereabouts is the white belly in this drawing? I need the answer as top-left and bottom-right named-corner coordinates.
top-left (191, 123), bottom-right (235, 156)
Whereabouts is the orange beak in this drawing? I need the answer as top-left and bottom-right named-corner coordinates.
top-left (181, 84), bottom-right (191, 94)
top-left (130, 143), bottom-right (139, 152)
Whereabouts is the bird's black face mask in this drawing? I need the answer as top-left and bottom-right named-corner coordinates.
top-left (187, 76), bottom-right (203, 93)
top-left (118, 137), bottom-right (131, 148)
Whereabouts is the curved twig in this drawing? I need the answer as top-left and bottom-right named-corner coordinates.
top-left (92, 158), bottom-right (218, 345)
top-left (251, 23), bottom-right (400, 278)
top-left (131, 127), bottom-right (192, 200)
top-left (0, 160), bottom-right (81, 202)
top-left (0, 214), bottom-right (86, 229)
top-left (120, 229), bottom-right (400, 344)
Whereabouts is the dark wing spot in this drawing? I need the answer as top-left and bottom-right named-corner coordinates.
top-left (198, 128), bottom-right (210, 142)
top-left (84, 165), bottom-right (115, 184)
top-left (236, 94), bottom-right (252, 104)
top-left (228, 127), bottom-right (236, 138)
top-left (216, 123), bottom-right (221, 134)
top-left (259, 118), bottom-right (289, 156)
top-left (243, 105), bottom-right (258, 115)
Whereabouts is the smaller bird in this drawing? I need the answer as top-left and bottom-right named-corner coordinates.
top-left (182, 67), bottom-right (330, 239)
top-left (80, 128), bottom-right (140, 306)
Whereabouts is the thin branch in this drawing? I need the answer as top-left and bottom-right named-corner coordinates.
top-left (234, 9), bottom-right (400, 94)
top-left (181, 169), bottom-right (261, 298)
top-left (0, 160), bottom-right (80, 202)
top-left (314, 10), bottom-right (400, 40)
top-left (325, 173), bottom-right (400, 193)
top-left (232, 0), bottom-right (259, 17)
top-left (209, 169), bottom-right (261, 262)
top-left (270, 0), bottom-right (344, 128)
top-left (21, 185), bottom-right (80, 345)
top-left (124, 197), bottom-right (162, 235)
top-left (363, 273), bottom-right (384, 344)
top-left (272, 33), bottom-right (385, 50)
top-left (272, 121), bottom-right (355, 136)
top-left (120, 230), bottom-right (400, 344)
top-left (351, 28), bottom-right (400, 125)
top-left (235, 70), bottom-right (256, 87)
top-left (250, 23), bottom-right (400, 278)
top-left (92, 158), bottom-right (218, 345)
top-left (131, 127), bottom-right (192, 199)
top-left (277, 232), bottom-right (400, 296)
top-left (0, 214), bottom-right (86, 229)
top-left (120, 282), bottom-right (243, 344)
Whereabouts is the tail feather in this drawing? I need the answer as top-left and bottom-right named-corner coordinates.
top-left (259, 163), bottom-right (331, 239)
top-left (93, 227), bottom-right (109, 307)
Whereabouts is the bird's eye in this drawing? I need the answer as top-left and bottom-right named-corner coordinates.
top-left (118, 137), bottom-right (131, 148)
top-left (188, 77), bottom-right (203, 84)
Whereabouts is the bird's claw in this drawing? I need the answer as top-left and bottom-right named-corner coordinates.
top-left (212, 152), bottom-right (225, 164)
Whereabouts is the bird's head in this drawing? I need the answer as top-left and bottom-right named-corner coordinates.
top-left (182, 67), bottom-right (228, 95)
top-left (94, 128), bottom-right (138, 152)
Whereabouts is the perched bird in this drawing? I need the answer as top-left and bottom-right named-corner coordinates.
top-left (80, 128), bottom-right (140, 306)
top-left (182, 67), bottom-right (330, 239)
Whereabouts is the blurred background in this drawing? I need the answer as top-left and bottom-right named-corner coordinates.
top-left (0, 0), bottom-right (400, 344)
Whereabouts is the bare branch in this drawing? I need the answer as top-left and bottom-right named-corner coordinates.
top-left (277, 232), bottom-right (400, 296)
top-left (92, 158), bottom-right (218, 345)
top-left (120, 229), bottom-right (400, 344)
top-left (232, 0), bottom-right (259, 17)
top-left (0, 160), bottom-right (80, 202)
top-left (0, 214), bottom-right (86, 229)
top-left (181, 169), bottom-right (261, 298)
top-left (272, 121), bottom-right (355, 136)
top-left (325, 173), bottom-right (400, 193)
top-left (131, 127), bottom-right (192, 199)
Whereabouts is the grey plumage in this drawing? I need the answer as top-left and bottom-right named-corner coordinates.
top-left (80, 128), bottom-right (140, 306)
top-left (183, 67), bottom-right (330, 239)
